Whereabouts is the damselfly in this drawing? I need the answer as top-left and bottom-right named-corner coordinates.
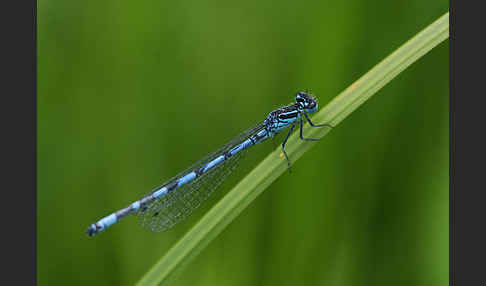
top-left (86, 91), bottom-right (332, 236)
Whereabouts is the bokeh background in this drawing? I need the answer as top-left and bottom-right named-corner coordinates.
top-left (38, 0), bottom-right (449, 285)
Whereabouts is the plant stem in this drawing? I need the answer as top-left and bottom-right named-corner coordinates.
top-left (137, 12), bottom-right (449, 286)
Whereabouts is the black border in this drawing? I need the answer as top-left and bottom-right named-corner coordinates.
top-left (451, 0), bottom-right (486, 285)
top-left (2, 0), bottom-right (37, 284)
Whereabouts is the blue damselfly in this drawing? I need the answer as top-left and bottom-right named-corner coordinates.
top-left (86, 91), bottom-right (332, 236)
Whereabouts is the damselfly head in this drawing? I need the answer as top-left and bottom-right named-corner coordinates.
top-left (295, 91), bottom-right (318, 113)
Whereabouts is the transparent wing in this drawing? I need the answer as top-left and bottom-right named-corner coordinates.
top-left (137, 122), bottom-right (265, 232)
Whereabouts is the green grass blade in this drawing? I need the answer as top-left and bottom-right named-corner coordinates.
top-left (137, 12), bottom-right (449, 286)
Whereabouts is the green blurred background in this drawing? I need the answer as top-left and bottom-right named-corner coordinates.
top-left (38, 0), bottom-right (448, 285)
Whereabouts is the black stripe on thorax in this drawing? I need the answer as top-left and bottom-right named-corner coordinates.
top-left (278, 104), bottom-right (300, 113)
top-left (274, 104), bottom-right (300, 120)
top-left (278, 110), bottom-right (299, 120)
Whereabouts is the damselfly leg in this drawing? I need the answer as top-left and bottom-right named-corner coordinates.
top-left (281, 121), bottom-right (296, 172)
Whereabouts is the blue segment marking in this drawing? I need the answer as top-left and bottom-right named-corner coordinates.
top-left (100, 214), bottom-right (117, 229)
top-left (177, 172), bottom-right (196, 187)
top-left (131, 201), bottom-right (141, 211)
top-left (153, 188), bottom-right (168, 199)
top-left (230, 139), bottom-right (251, 156)
top-left (203, 155), bottom-right (225, 172)
top-left (86, 91), bottom-right (330, 237)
